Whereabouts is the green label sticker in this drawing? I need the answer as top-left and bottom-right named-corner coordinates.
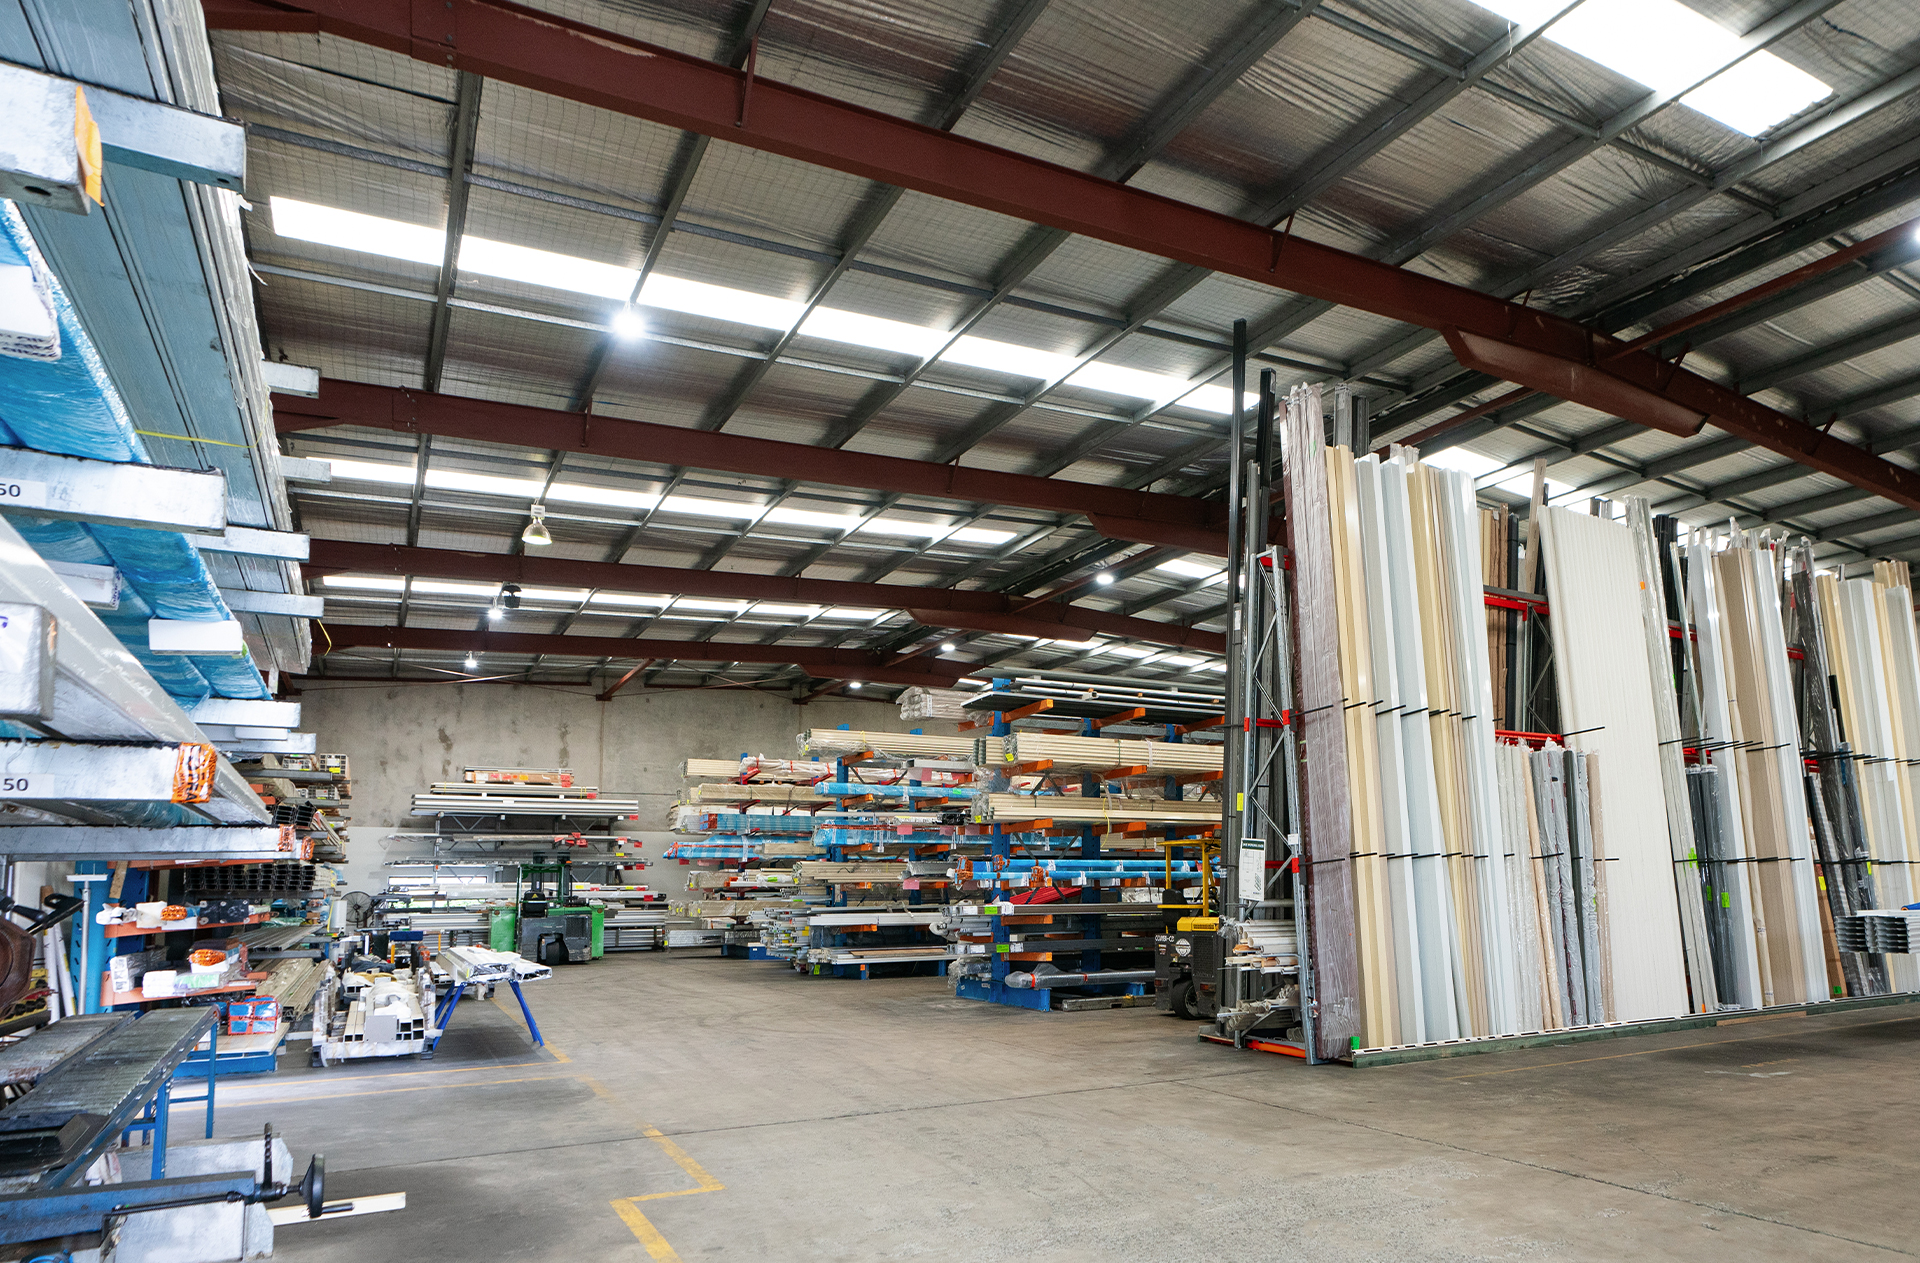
top-left (1721, 891), bottom-right (1731, 908)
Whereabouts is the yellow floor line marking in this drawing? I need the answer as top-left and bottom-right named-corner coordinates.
top-left (587, 1078), bottom-right (723, 1260)
top-left (1442, 1013), bottom-right (1915, 1080)
top-left (222, 1073), bottom-right (576, 1105)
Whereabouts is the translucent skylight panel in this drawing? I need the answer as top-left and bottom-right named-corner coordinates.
top-left (1069, 362), bottom-right (1190, 407)
top-left (429, 469), bottom-right (547, 497)
top-left (799, 308), bottom-right (948, 358)
top-left (1155, 558), bottom-right (1226, 582)
top-left (641, 274), bottom-right (802, 331)
top-left (271, 198), bottom-right (442, 265)
top-left (410, 579), bottom-right (500, 596)
top-left (325, 458), bottom-right (415, 485)
top-left (586, 593), bottom-right (664, 607)
top-left (941, 335), bottom-right (1077, 383)
top-left (459, 238), bottom-right (636, 300)
top-left (271, 198), bottom-right (1255, 428)
top-left (1471, 0), bottom-right (1830, 136)
top-left (946, 527), bottom-right (1015, 545)
top-left (321, 575), bottom-right (407, 591)
top-left (1682, 52), bottom-right (1831, 136)
top-left (546, 482), bottom-right (658, 510)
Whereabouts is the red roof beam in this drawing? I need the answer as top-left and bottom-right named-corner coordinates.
top-left (317, 625), bottom-right (971, 689)
top-left (307, 540), bottom-right (1217, 652)
top-left (212, 0), bottom-right (1920, 514)
top-left (275, 379), bottom-right (1230, 555)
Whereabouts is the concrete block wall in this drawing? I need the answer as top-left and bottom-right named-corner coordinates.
top-left (295, 682), bottom-right (956, 898)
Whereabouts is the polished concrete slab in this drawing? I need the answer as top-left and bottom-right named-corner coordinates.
top-left (213, 951), bottom-right (1920, 1262)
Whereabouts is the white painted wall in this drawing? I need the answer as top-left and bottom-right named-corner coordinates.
top-left (295, 682), bottom-right (953, 898)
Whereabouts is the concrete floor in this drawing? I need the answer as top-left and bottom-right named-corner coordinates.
top-left (215, 953), bottom-right (1920, 1262)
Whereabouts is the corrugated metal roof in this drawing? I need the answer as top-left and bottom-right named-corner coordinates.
top-left (207, 0), bottom-right (1920, 687)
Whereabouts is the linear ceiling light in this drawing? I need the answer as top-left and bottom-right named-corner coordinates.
top-left (319, 456), bottom-right (1017, 546)
top-left (1475, 0), bottom-right (1830, 135)
top-left (269, 198), bottom-right (1256, 418)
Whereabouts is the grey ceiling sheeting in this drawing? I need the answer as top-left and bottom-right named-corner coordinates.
top-left (214, 0), bottom-right (1920, 690)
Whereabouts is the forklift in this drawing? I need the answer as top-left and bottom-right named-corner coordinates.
top-left (1153, 837), bottom-right (1222, 1019)
top-left (492, 860), bottom-right (601, 966)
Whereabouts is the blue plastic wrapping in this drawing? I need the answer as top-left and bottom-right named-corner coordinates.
top-left (0, 206), bottom-right (144, 462)
top-left (9, 517), bottom-right (214, 702)
top-left (0, 208), bottom-right (268, 701)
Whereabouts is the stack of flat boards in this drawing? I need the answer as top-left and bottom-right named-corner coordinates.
top-left (1315, 437), bottom-right (1521, 1048)
top-left (1536, 507), bottom-right (1690, 1022)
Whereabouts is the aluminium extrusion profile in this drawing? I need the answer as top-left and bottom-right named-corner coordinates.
top-left (0, 515), bottom-right (265, 825)
top-left (0, 824), bottom-right (292, 859)
top-left (210, 733), bottom-right (317, 756)
top-left (216, 589), bottom-right (323, 618)
top-left (0, 447), bottom-right (225, 532)
top-left (0, 739), bottom-right (227, 802)
top-left (186, 698), bottom-right (301, 728)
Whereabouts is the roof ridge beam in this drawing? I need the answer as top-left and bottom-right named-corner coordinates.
top-left (274, 379), bottom-right (1229, 552)
top-left (305, 539), bottom-right (1222, 651)
top-left (317, 625), bottom-right (971, 689)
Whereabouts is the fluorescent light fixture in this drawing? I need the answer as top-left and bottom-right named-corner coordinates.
top-left (640, 274), bottom-right (802, 331)
top-left (940, 642), bottom-right (956, 653)
top-left (753, 603), bottom-right (823, 617)
top-left (848, 681), bottom-right (863, 690)
top-left (412, 580), bottom-right (499, 597)
top-left (1107, 645), bottom-right (1156, 659)
top-left (320, 575), bottom-right (406, 591)
top-left (1473, 0), bottom-right (1829, 136)
top-left (1094, 571), bottom-right (1115, 586)
top-left (1155, 558), bottom-right (1226, 582)
top-left (1161, 655), bottom-right (1204, 667)
top-left (460, 236), bottom-right (634, 298)
top-left (269, 197), bottom-right (1265, 422)
top-left (271, 197), bottom-right (443, 264)
top-left (521, 504), bottom-right (553, 547)
top-left (799, 308), bottom-right (947, 358)
top-left (586, 592), bottom-right (664, 608)
top-left (325, 458), bottom-right (416, 486)
top-left (610, 305), bottom-right (647, 339)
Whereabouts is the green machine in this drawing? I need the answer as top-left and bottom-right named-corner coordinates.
top-left (490, 860), bottom-right (604, 963)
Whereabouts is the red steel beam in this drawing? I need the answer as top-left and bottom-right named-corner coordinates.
top-left (210, 0), bottom-right (1920, 514)
top-left (1407, 212), bottom-right (1920, 449)
top-left (904, 608), bottom-right (1219, 653)
top-left (308, 540), bottom-right (1219, 652)
top-left (319, 624), bottom-right (971, 689)
top-left (276, 379), bottom-right (1229, 554)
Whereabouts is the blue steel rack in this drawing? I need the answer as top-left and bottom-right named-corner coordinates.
top-left (952, 697), bottom-right (1223, 1012)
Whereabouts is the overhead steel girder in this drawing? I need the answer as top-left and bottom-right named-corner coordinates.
top-left (306, 540), bottom-right (1219, 652)
top-left (318, 624), bottom-right (974, 689)
top-left (210, 0), bottom-right (1920, 515)
top-left (274, 380), bottom-right (1229, 553)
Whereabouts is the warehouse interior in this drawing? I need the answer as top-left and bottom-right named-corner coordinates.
top-left (0, 0), bottom-right (1918, 1258)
